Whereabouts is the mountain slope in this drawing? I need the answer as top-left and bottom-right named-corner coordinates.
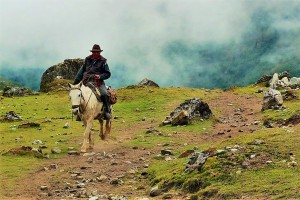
top-left (0, 85), bottom-right (300, 199)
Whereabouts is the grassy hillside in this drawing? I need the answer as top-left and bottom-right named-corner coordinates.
top-left (0, 85), bottom-right (300, 199)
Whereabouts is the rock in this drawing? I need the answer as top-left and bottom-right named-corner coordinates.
top-left (171, 110), bottom-right (189, 126)
top-left (68, 150), bottom-right (80, 155)
top-left (40, 185), bottom-right (48, 191)
top-left (138, 78), bottom-right (159, 87)
top-left (77, 183), bottom-right (85, 188)
top-left (51, 147), bottom-right (62, 154)
top-left (32, 140), bottom-right (44, 145)
top-left (269, 73), bottom-right (279, 89)
top-left (262, 88), bottom-right (283, 110)
top-left (19, 122), bottom-right (40, 128)
top-left (3, 86), bottom-right (37, 97)
top-left (110, 178), bottom-right (122, 185)
top-left (288, 161), bottom-right (298, 167)
top-left (290, 77), bottom-right (300, 86)
top-left (185, 151), bottom-right (209, 172)
top-left (49, 164), bottom-right (58, 169)
top-left (252, 139), bottom-right (264, 145)
top-left (257, 88), bottom-right (264, 93)
top-left (281, 77), bottom-right (290, 86)
top-left (163, 98), bottom-right (212, 126)
top-left (161, 149), bottom-right (173, 155)
top-left (256, 74), bottom-right (273, 84)
top-left (82, 152), bottom-right (96, 157)
top-left (281, 114), bottom-right (300, 127)
top-left (63, 122), bottom-right (69, 128)
top-left (97, 175), bottom-right (108, 181)
top-left (150, 186), bottom-right (161, 197)
top-left (89, 196), bottom-right (99, 200)
top-left (3, 111), bottom-right (22, 121)
top-left (40, 58), bottom-right (84, 92)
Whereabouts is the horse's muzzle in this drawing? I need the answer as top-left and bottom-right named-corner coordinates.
top-left (71, 105), bottom-right (79, 115)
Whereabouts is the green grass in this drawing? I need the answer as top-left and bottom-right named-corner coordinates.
top-left (0, 86), bottom-right (219, 198)
top-left (1, 85), bottom-right (300, 199)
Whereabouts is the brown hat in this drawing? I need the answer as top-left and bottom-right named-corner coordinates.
top-left (90, 44), bottom-right (103, 52)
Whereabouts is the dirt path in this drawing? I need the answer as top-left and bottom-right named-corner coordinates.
top-left (10, 90), bottom-right (263, 200)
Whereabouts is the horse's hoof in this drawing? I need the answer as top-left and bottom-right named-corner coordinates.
top-left (88, 146), bottom-right (94, 151)
top-left (100, 135), bottom-right (106, 140)
top-left (80, 149), bottom-right (87, 153)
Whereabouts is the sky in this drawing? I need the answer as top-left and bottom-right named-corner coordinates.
top-left (1, 0), bottom-right (300, 87)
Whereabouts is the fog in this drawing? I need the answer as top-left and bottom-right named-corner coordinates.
top-left (1, 0), bottom-right (300, 88)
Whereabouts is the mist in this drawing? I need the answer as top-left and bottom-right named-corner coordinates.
top-left (1, 0), bottom-right (300, 89)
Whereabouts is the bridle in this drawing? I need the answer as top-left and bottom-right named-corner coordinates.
top-left (70, 87), bottom-right (93, 119)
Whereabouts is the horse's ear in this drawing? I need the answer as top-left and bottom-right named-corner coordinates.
top-left (79, 81), bottom-right (83, 88)
top-left (67, 83), bottom-right (72, 90)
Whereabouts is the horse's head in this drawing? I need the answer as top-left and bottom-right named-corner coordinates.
top-left (67, 82), bottom-right (83, 115)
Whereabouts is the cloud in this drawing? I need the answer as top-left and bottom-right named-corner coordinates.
top-left (1, 0), bottom-right (300, 88)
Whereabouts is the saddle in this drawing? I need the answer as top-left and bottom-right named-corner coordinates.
top-left (85, 82), bottom-right (117, 104)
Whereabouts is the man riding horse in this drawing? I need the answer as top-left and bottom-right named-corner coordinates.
top-left (73, 44), bottom-right (112, 120)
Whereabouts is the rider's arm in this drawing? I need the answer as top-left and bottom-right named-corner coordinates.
top-left (99, 62), bottom-right (111, 80)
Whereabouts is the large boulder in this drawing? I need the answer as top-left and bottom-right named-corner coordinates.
top-left (3, 86), bottom-right (37, 97)
top-left (138, 78), bottom-right (159, 87)
top-left (40, 58), bottom-right (83, 92)
top-left (262, 88), bottom-right (283, 110)
top-left (162, 98), bottom-right (212, 126)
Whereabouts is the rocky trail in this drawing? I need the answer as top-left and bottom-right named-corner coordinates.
top-left (10, 90), bottom-right (263, 200)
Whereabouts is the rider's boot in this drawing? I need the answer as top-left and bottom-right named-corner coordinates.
top-left (101, 95), bottom-right (111, 120)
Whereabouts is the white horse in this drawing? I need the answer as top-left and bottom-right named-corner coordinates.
top-left (68, 82), bottom-right (112, 152)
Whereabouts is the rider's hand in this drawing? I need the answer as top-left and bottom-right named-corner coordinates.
top-left (95, 74), bottom-right (100, 80)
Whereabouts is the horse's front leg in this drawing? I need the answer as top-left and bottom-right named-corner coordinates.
top-left (98, 118), bottom-right (104, 140)
top-left (103, 119), bottom-right (112, 140)
top-left (88, 128), bottom-right (94, 151)
top-left (81, 118), bottom-right (93, 153)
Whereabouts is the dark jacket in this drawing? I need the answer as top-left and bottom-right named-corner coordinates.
top-left (74, 55), bottom-right (111, 86)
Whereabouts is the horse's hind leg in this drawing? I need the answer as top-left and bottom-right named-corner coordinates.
top-left (81, 119), bottom-right (93, 153)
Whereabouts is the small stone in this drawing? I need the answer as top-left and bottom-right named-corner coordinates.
top-left (161, 149), bottom-right (173, 155)
top-left (32, 140), bottom-right (43, 145)
top-left (165, 156), bottom-right (172, 161)
top-left (68, 150), bottom-right (80, 155)
top-left (150, 186), bottom-right (161, 197)
top-left (97, 175), bottom-right (107, 181)
top-left (288, 161), bottom-right (297, 167)
top-left (51, 147), bottom-right (61, 154)
top-left (63, 122), bottom-right (69, 128)
top-left (40, 185), bottom-right (48, 191)
top-left (253, 139), bottom-right (264, 145)
top-left (128, 169), bottom-right (136, 174)
top-left (250, 154), bottom-right (256, 159)
top-left (110, 178), bottom-right (121, 185)
top-left (230, 148), bottom-right (238, 153)
top-left (49, 164), bottom-right (58, 169)
top-left (77, 183), bottom-right (85, 188)
top-left (82, 152), bottom-right (95, 157)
